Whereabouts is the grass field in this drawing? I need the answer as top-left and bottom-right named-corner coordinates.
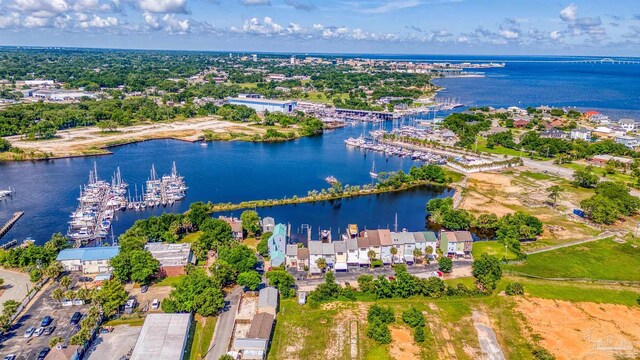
top-left (472, 241), bottom-right (518, 260)
top-left (475, 137), bottom-right (525, 157)
top-left (187, 315), bottom-right (217, 360)
top-left (505, 237), bottom-right (640, 281)
top-left (154, 274), bottom-right (184, 287)
top-left (181, 231), bottom-right (202, 243)
top-left (561, 162), bottom-right (634, 184)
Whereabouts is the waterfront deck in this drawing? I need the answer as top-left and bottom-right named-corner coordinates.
top-left (0, 211), bottom-right (24, 240)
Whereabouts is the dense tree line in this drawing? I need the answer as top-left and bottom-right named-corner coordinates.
top-left (580, 181), bottom-right (640, 224)
top-left (441, 113), bottom-right (492, 148)
top-left (376, 164), bottom-right (449, 190)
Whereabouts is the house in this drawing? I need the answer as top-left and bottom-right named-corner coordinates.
top-left (130, 313), bottom-right (192, 360)
top-left (439, 231), bottom-right (473, 258)
top-left (548, 118), bottom-right (566, 128)
top-left (619, 119), bottom-right (636, 132)
top-left (219, 216), bottom-right (243, 240)
top-left (356, 237), bottom-right (371, 266)
top-left (615, 135), bottom-right (640, 149)
top-left (267, 224), bottom-right (287, 267)
top-left (513, 119), bottom-right (530, 128)
top-left (411, 231), bottom-right (438, 259)
top-left (589, 154), bottom-right (634, 168)
top-left (345, 238), bottom-right (359, 265)
top-left (589, 113), bottom-right (610, 124)
top-left (308, 241), bottom-right (335, 273)
top-left (322, 242), bottom-right (336, 269)
top-left (364, 230), bottom-right (382, 260)
top-left (401, 234), bottom-right (417, 264)
top-left (296, 247), bottom-right (309, 271)
top-left (285, 244), bottom-right (298, 269)
top-left (258, 287), bottom-right (279, 316)
top-left (45, 345), bottom-right (81, 360)
top-left (378, 229), bottom-right (393, 265)
top-left (333, 241), bottom-right (348, 271)
top-left (390, 232), bottom-right (415, 263)
top-left (261, 217), bottom-right (275, 233)
top-left (144, 243), bottom-right (195, 277)
top-left (592, 126), bottom-right (614, 138)
top-left (539, 128), bottom-right (569, 139)
top-left (233, 312), bottom-right (275, 360)
top-left (56, 246), bottom-right (120, 274)
top-left (570, 128), bottom-right (592, 141)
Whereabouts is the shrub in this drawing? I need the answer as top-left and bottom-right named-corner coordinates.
top-left (532, 347), bottom-right (556, 360)
top-left (366, 319), bottom-right (391, 344)
top-left (368, 304), bottom-right (395, 324)
top-left (402, 307), bottom-right (425, 328)
top-left (438, 257), bottom-right (453, 273)
top-left (414, 326), bottom-right (425, 343)
top-left (505, 282), bottom-right (524, 296)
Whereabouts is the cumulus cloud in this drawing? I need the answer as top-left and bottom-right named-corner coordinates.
top-left (550, 30), bottom-right (562, 40)
top-left (143, 12), bottom-right (189, 33)
top-left (284, 0), bottom-right (315, 11)
top-left (559, 4), bottom-right (607, 41)
top-left (78, 14), bottom-right (118, 28)
top-left (560, 3), bottom-right (578, 21)
top-left (138, 0), bottom-right (187, 13)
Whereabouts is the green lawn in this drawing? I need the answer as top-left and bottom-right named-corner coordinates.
top-left (475, 137), bottom-right (525, 157)
top-left (154, 275), bottom-right (185, 287)
top-left (104, 315), bottom-right (145, 327)
top-left (187, 315), bottom-right (217, 360)
top-left (473, 241), bottom-right (518, 260)
top-left (445, 168), bottom-right (465, 183)
top-left (504, 277), bottom-right (640, 306)
top-left (181, 231), bottom-right (202, 243)
top-left (518, 171), bottom-right (554, 181)
top-left (505, 237), bottom-right (640, 281)
top-left (561, 162), bottom-right (634, 184)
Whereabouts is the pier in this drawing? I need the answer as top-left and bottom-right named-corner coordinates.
top-left (0, 211), bottom-right (24, 240)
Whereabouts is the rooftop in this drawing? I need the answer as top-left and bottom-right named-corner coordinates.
top-left (130, 313), bottom-right (192, 360)
top-left (258, 287), bottom-right (278, 309)
top-left (56, 246), bottom-right (120, 262)
top-left (228, 97), bottom-right (296, 105)
top-left (144, 242), bottom-right (193, 267)
top-left (246, 313), bottom-right (275, 339)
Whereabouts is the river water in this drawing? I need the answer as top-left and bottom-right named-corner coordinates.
top-left (1, 55), bottom-right (639, 245)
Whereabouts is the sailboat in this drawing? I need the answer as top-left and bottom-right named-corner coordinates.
top-left (369, 161), bottom-right (378, 178)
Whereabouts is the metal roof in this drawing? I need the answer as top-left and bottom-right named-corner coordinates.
top-left (333, 241), bottom-right (347, 253)
top-left (346, 238), bottom-right (358, 251)
top-left (233, 338), bottom-right (268, 351)
top-left (56, 246), bottom-right (120, 262)
top-left (258, 287), bottom-right (278, 309)
top-left (130, 313), bottom-right (191, 360)
top-left (285, 244), bottom-right (298, 256)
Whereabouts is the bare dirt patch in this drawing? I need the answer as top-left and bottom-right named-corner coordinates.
top-left (388, 326), bottom-right (420, 360)
top-left (324, 303), bottom-right (368, 360)
top-left (516, 297), bottom-right (640, 360)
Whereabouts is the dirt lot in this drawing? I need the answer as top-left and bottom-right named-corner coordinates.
top-left (516, 297), bottom-right (640, 360)
top-left (126, 284), bottom-right (172, 312)
top-left (86, 324), bottom-right (142, 360)
top-left (388, 326), bottom-right (420, 360)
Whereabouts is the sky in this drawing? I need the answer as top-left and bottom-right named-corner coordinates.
top-left (0, 0), bottom-right (639, 56)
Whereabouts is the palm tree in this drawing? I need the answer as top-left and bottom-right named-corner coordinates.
top-left (60, 275), bottom-right (71, 290)
top-left (367, 250), bottom-right (376, 266)
top-left (425, 246), bottom-right (434, 264)
top-left (547, 185), bottom-right (563, 206)
top-left (316, 257), bottom-right (327, 273)
top-left (51, 288), bottom-right (64, 302)
top-left (44, 262), bottom-right (63, 280)
top-left (390, 246), bottom-right (398, 264)
top-left (413, 248), bottom-right (423, 264)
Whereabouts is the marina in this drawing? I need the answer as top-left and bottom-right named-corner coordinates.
top-left (344, 135), bottom-right (448, 164)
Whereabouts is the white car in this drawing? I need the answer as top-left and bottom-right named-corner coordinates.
top-left (24, 327), bottom-right (36, 337)
top-left (151, 299), bottom-right (160, 310)
top-left (34, 327), bottom-right (45, 337)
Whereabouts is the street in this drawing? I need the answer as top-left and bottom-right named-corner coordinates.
top-left (205, 286), bottom-right (243, 360)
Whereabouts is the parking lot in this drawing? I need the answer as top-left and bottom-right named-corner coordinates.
top-left (0, 274), bottom-right (90, 359)
top-left (85, 325), bottom-right (142, 360)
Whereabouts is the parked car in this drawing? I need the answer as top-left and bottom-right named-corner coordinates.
top-left (43, 326), bottom-right (56, 335)
top-left (37, 348), bottom-right (50, 360)
top-left (151, 299), bottom-right (160, 310)
top-left (24, 327), bottom-right (36, 337)
top-left (78, 276), bottom-right (93, 282)
top-left (41, 315), bottom-right (53, 327)
top-left (70, 312), bottom-right (82, 325)
top-left (3, 354), bottom-right (16, 360)
top-left (140, 285), bottom-right (149, 293)
top-left (34, 327), bottom-right (45, 337)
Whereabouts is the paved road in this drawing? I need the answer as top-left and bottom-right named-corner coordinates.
top-left (0, 269), bottom-right (30, 313)
top-left (525, 231), bottom-right (619, 255)
top-left (206, 286), bottom-right (243, 360)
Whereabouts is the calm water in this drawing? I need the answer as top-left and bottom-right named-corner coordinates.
top-left (2, 55), bottom-right (640, 245)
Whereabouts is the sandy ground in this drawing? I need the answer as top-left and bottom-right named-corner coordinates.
top-left (388, 326), bottom-right (421, 360)
top-left (472, 310), bottom-right (505, 360)
top-left (516, 298), bottom-right (640, 360)
top-left (321, 302), bottom-right (368, 360)
top-left (3, 117), bottom-right (262, 158)
top-left (0, 268), bottom-right (30, 312)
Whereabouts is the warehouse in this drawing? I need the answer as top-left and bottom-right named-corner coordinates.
top-left (144, 242), bottom-right (195, 277)
top-left (227, 97), bottom-right (297, 113)
top-left (130, 313), bottom-right (192, 360)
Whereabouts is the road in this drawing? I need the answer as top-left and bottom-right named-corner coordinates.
top-left (0, 269), bottom-right (30, 313)
top-left (205, 286), bottom-right (243, 360)
top-left (525, 231), bottom-right (619, 255)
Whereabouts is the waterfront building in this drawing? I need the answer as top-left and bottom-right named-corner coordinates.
top-left (285, 244), bottom-right (298, 268)
top-left (144, 242), bottom-right (194, 277)
top-left (296, 247), bottom-right (310, 271)
top-left (439, 231), bottom-right (473, 258)
top-left (130, 313), bottom-right (192, 360)
top-left (378, 229), bottom-right (393, 265)
top-left (258, 287), bottom-right (279, 316)
top-left (391, 231), bottom-right (415, 263)
top-left (268, 224), bottom-right (287, 267)
top-left (619, 119), bottom-right (637, 132)
top-left (356, 237), bottom-right (371, 266)
top-left (539, 128), bottom-right (569, 139)
top-left (589, 154), bottom-right (634, 168)
top-left (414, 231), bottom-right (438, 259)
top-left (227, 97), bottom-right (297, 113)
top-left (345, 238), bottom-right (360, 265)
top-left (570, 128), bottom-right (592, 141)
top-left (219, 216), bottom-right (243, 240)
top-left (333, 241), bottom-right (348, 271)
top-left (261, 217), bottom-right (275, 233)
top-left (364, 230), bottom-right (382, 261)
top-left (615, 135), bottom-right (640, 148)
top-left (308, 241), bottom-right (335, 273)
top-left (56, 246), bottom-right (119, 274)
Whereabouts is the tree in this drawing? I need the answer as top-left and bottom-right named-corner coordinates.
top-left (573, 166), bottom-right (599, 188)
top-left (473, 213), bottom-right (499, 230)
top-left (218, 245), bottom-right (257, 274)
top-left (316, 257), bottom-right (327, 272)
top-left (390, 247), bottom-right (398, 264)
top-left (44, 261), bottom-right (63, 279)
top-left (357, 275), bottom-right (375, 294)
top-left (496, 212), bottom-right (543, 242)
top-left (0, 138), bottom-right (11, 152)
top-left (438, 257), bottom-right (453, 273)
top-left (472, 254), bottom-right (502, 292)
top-left (368, 304), bottom-right (395, 324)
top-left (51, 288), bottom-right (64, 302)
top-left (367, 250), bottom-right (376, 263)
top-left (366, 319), bottom-right (391, 344)
top-left (188, 202), bottom-right (209, 229)
top-left (309, 271), bottom-right (341, 303)
top-left (210, 260), bottom-right (237, 288)
top-left (266, 269), bottom-right (296, 298)
top-left (237, 271), bottom-right (262, 291)
top-left (161, 270), bottom-right (225, 316)
top-left (257, 232), bottom-right (271, 257)
top-left (414, 326), bottom-right (425, 343)
top-left (129, 250), bottom-right (159, 285)
top-left (425, 245), bottom-right (434, 260)
top-left (402, 307), bottom-right (425, 328)
top-left (547, 185), bottom-right (563, 206)
top-left (94, 279), bottom-right (128, 317)
top-left (30, 268), bottom-right (42, 283)
top-left (580, 195), bottom-right (620, 224)
top-left (413, 248), bottom-right (423, 263)
top-left (240, 210), bottom-right (260, 236)
top-left (505, 282), bottom-right (524, 295)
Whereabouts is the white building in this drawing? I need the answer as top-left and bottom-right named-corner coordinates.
top-left (228, 97), bottom-right (297, 113)
top-left (570, 128), bottom-right (592, 141)
top-left (619, 119), bottom-right (636, 132)
top-left (56, 246), bottom-right (119, 274)
top-left (130, 314), bottom-right (192, 360)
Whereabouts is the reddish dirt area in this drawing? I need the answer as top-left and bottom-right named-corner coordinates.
top-left (388, 326), bottom-right (420, 360)
top-left (516, 297), bottom-right (640, 360)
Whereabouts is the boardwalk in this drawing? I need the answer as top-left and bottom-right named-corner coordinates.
top-left (0, 211), bottom-right (24, 240)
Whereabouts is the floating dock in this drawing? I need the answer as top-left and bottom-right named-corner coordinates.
top-left (0, 211), bottom-right (24, 240)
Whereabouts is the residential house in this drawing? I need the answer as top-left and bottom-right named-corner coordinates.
top-left (378, 229), bottom-right (393, 265)
top-left (390, 231), bottom-right (415, 263)
top-left (322, 242), bottom-right (336, 269)
top-left (258, 287), bottom-right (279, 316)
top-left (570, 128), bottom-right (592, 141)
top-left (589, 154), bottom-right (634, 168)
top-left (364, 230), bottom-right (382, 260)
top-left (56, 246), bottom-right (120, 274)
top-left (619, 119), bottom-right (636, 132)
top-left (610, 126), bottom-right (628, 137)
top-left (422, 232), bottom-right (438, 259)
top-left (513, 119), bottom-right (530, 128)
top-left (296, 248), bottom-right (309, 271)
top-left (285, 244), bottom-right (298, 269)
top-left (308, 241), bottom-right (335, 273)
top-left (589, 113), bottom-right (610, 124)
top-left (592, 126), bottom-right (614, 138)
top-left (615, 135), bottom-right (640, 149)
top-left (346, 238), bottom-right (359, 265)
top-left (144, 243), bottom-right (195, 277)
top-left (261, 217), bottom-right (275, 233)
top-left (401, 233), bottom-right (417, 264)
top-left (539, 128), bottom-right (569, 139)
top-left (219, 216), bottom-right (243, 240)
top-left (333, 241), bottom-right (348, 271)
top-left (356, 237), bottom-right (371, 266)
top-left (439, 231), bottom-right (473, 258)
top-left (268, 224), bottom-right (287, 267)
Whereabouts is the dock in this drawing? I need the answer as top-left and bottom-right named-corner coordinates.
top-left (0, 211), bottom-right (24, 240)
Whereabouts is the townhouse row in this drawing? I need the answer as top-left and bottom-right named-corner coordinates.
top-left (268, 224), bottom-right (473, 274)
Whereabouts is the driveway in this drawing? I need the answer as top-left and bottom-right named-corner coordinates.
top-left (0, 269), bottom-right (31, 312)
top-left (206, 286), bottom-right (243, 360)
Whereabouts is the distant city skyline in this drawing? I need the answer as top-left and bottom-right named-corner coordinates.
top-left (0, 0), bottom-right (639, 56)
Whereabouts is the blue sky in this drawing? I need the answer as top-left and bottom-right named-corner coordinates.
top-left (0, 0), bottom-right (639, 56)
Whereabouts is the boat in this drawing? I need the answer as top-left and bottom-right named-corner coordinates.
top-left (369, 161), bottom-right (378, 178)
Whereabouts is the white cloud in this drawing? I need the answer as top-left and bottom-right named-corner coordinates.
top-left (161, 13), bottom-right (189, 33)
top-left (240, 0), bottom-right (271, 5)
top-left (0, 12), bottom-right (20, 29)
top-left (355, 0), bottom-right (423, 14)
top-left (237, 16), bottom-right (283, 35)
top-left (550, 30), bottom-right (562, 40)
top-left (560, 3), bottom-right (578, 22)
top-left (9, 0), bottom-right (70, 14)
top-left (23, 15), bottom-right (50, 28)
top-left (78, 14), bottom-right (118, 28)
top-left (138, 0), bottom-right (186, 13)
top-left (500, 29), bottom-right (519, 39)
